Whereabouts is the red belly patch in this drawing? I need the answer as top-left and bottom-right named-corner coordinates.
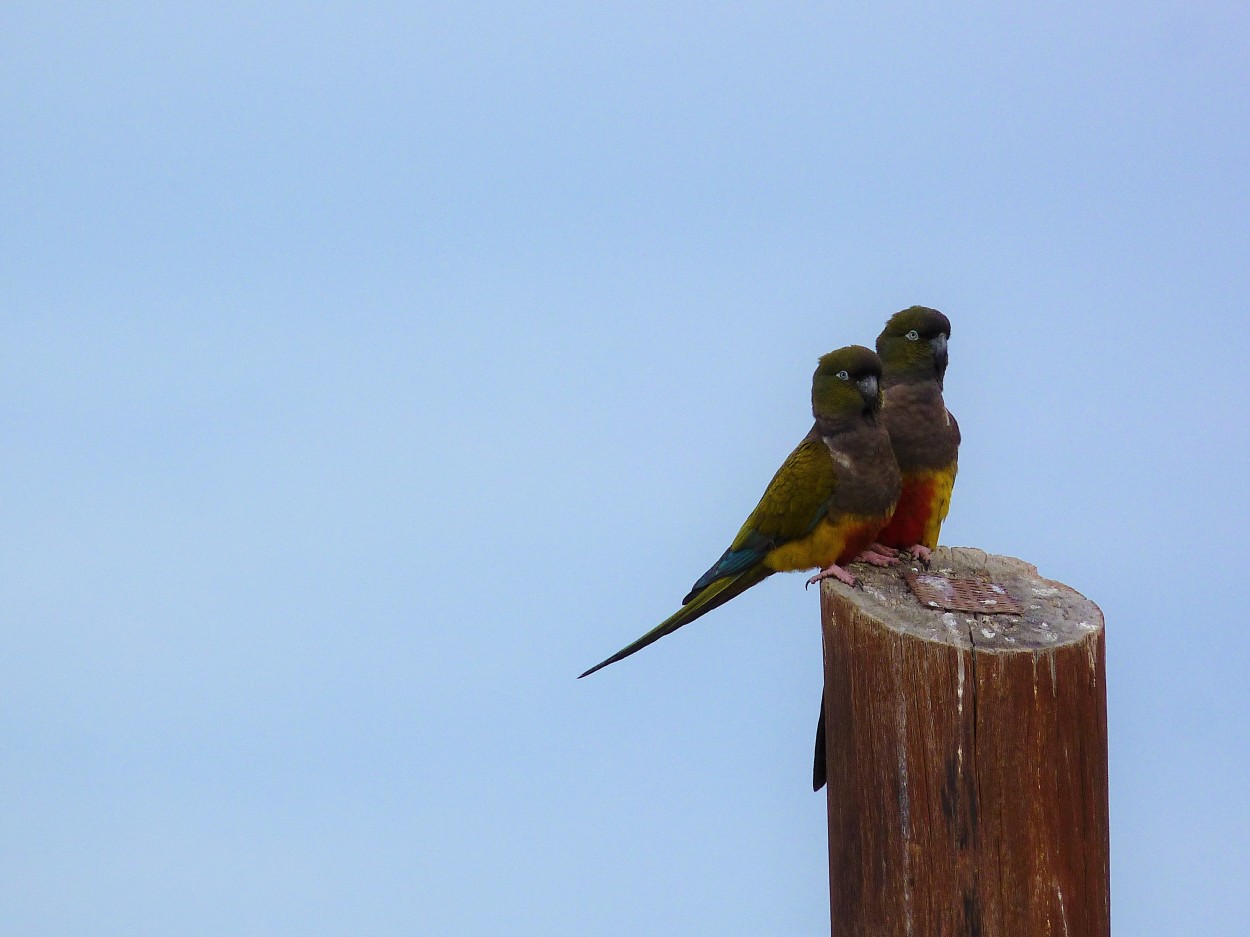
top-left (877, 476), bottom-right (939, 549)
top-left (837, 521), bottom-right (881, 564)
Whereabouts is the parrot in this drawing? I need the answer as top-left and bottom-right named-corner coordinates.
top-left (813, 305), bottom-right (960, 791)
top-left (579, 345), bottom-right (901, 680)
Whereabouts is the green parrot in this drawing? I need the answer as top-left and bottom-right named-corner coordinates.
top-left (580, 345), bottom-right (901, 679)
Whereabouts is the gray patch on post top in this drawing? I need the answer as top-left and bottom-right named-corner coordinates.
top-left (820, 545), bottom-right (1103, 651)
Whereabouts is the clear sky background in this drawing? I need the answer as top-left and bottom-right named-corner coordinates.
top-left (4, 3), bottom-right (1248, 935)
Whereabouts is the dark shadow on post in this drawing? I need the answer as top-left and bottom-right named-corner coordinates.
top-left (820, 546), bottom-right (1109, 937)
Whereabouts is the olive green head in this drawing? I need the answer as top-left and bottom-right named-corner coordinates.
top-left (876, 306), bottom-right (951, 386)
top-left (812, 344), bottom-right (884, 420)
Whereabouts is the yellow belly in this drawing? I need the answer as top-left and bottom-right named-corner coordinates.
top-left (921, 466), bottom-right (956, 547)
top-left (764, 512), bottom-right (886, 573)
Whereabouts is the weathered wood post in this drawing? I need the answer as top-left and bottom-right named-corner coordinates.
top-left (820, 546), bottom-right (1108, 936)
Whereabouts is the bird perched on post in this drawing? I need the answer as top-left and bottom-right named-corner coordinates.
top-left (814, 306), bottom-right (960, 790)
top-left (580, 345), bottom-right (901, 679)
top-left (867, 306), bottom-right (960, 564)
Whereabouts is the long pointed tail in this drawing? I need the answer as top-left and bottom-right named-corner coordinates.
top-left (812, 688), bottom-right (827, 791)
top-left (578, 565), bottom-right (772, 678)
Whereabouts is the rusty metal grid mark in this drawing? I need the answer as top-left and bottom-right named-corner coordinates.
top-left (904, 572), bottom-right (1024, 615)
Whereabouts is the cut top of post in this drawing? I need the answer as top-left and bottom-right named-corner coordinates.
top-left (822, 546), bottom-right (1103, 652)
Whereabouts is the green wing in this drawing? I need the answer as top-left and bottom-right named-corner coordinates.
top-left (683, 435), bottom-right (836, 601)
top-left (579, 433), bottom-right (837, 680)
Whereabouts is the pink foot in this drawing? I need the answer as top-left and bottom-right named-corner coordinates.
top-left (853, 548), bottom-right (900, 568)
top-left (906, 544), bottom-right (932, 564)
top-left (806, 563), bottom-right (858, 588)
top-left (867, 542), bottom-right (901, 558)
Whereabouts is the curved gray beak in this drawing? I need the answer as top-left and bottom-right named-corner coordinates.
top-left (856, 374), bottom-right (879, 409)
top-left (930, 333), bottom-right (949, 384)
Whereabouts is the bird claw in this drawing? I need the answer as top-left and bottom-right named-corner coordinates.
top-left (853, 548), bottom-right (900, 568)
top-left (806, 564), bottom-right (858, 589)
top-left (905, 544), bottom-right (933, 567)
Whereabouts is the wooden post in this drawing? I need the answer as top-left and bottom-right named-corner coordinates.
top-left (820, 546), bottom-right (1108, 937)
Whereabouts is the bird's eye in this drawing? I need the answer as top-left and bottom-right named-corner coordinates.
top-left (905, 329), bottom-right (920, 341)
top-left (836, 370), bottom-right (850, 381)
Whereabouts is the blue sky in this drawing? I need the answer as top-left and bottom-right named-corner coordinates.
top-left (4, 3), bottom-right (1248, 934)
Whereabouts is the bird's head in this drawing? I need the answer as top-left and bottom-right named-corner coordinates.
top-left (875, 306), bottom-right (952, 387)
top-left (812, 345), bottom-right (884, 421)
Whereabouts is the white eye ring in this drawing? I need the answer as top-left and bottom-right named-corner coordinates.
top-left (905, 329), bottom-right (920, 341)
top-left (836, 369), bottom-right (850, 380)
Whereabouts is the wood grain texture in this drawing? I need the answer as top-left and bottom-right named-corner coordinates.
top-left (821, 547), bottom-right (1108, 937)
